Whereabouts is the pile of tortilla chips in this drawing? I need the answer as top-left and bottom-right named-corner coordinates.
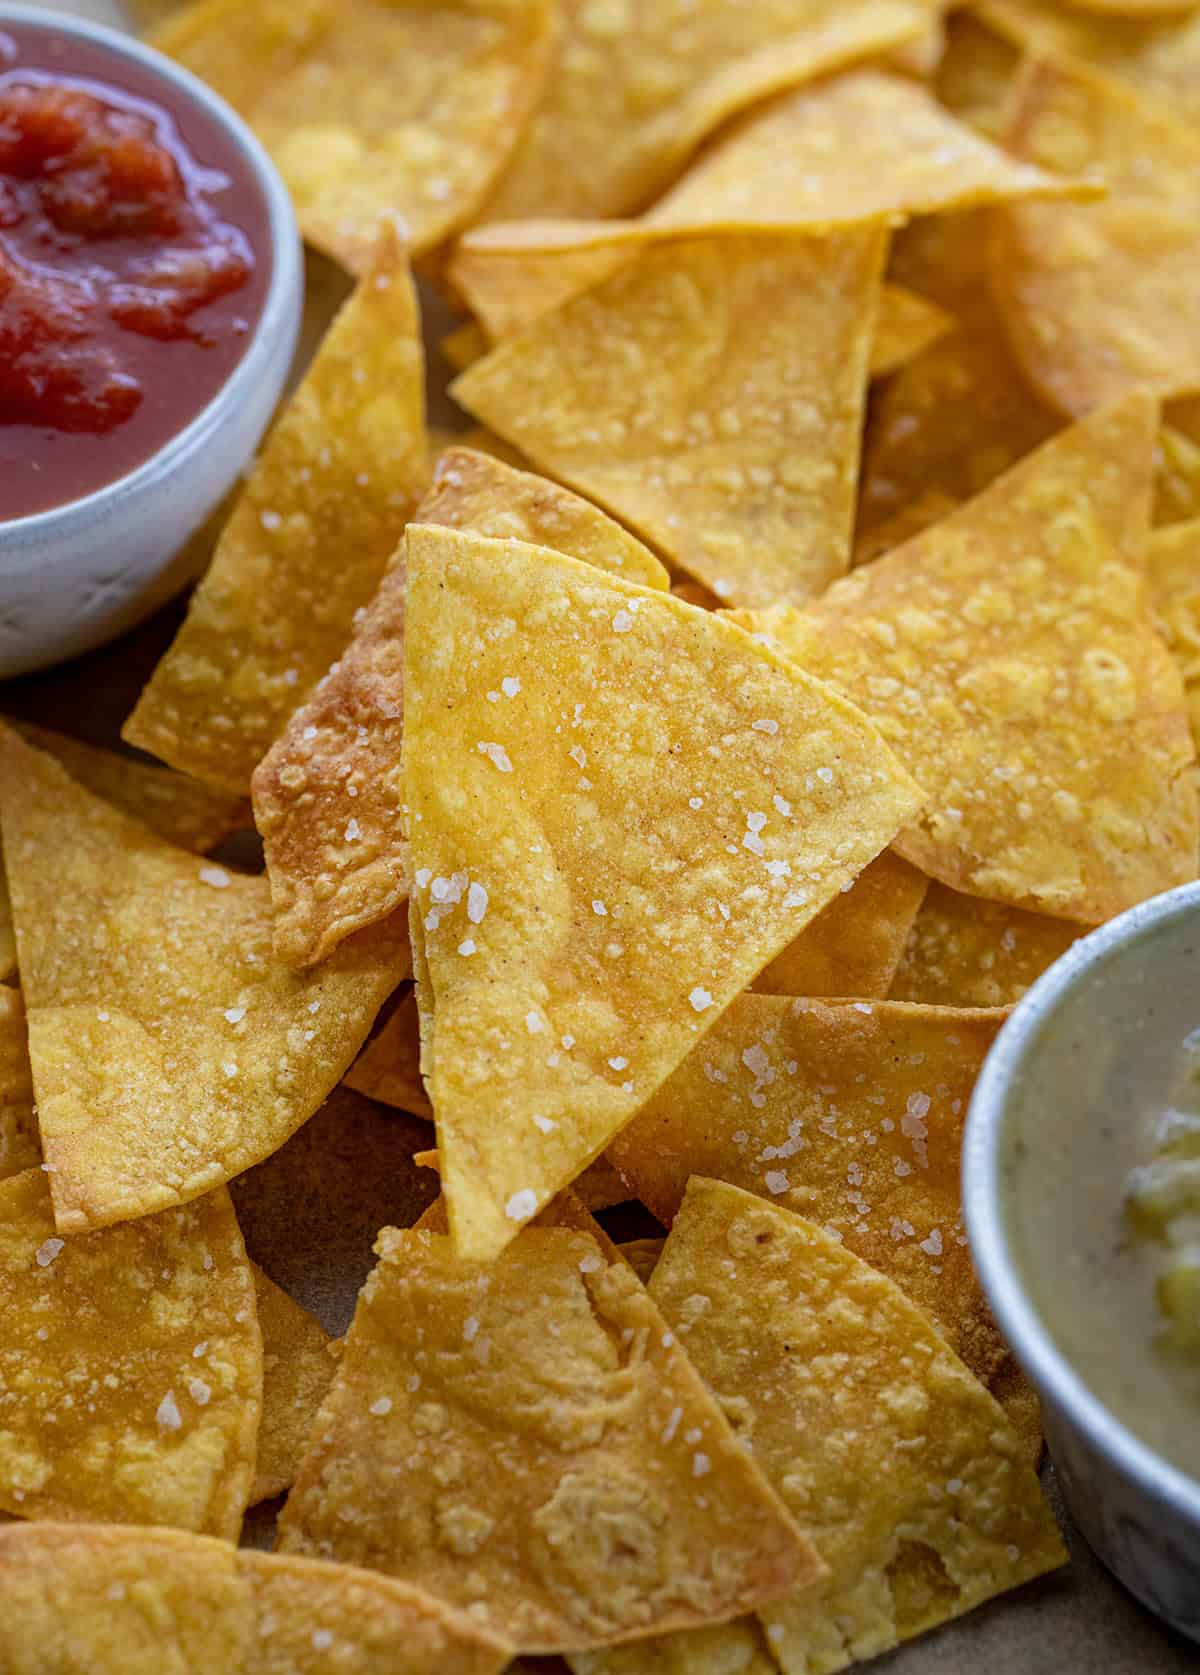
top-left (9, 0), bottom-right (1200, 1665)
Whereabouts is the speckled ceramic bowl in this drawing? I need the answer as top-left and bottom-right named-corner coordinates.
top-left (0, 4), bottom-right (302, 678)
top-left (965, 882), bottom-right (1200, 1642)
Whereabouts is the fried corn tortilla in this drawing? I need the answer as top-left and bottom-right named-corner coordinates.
top-left (250, 1265), bottom-right (337, 1505)
top-left (403, 525), bottom-right (922, 1258)
top-left (0, 1523), bottom-right (513, 1675)
top-left (277, 1225), bottom-right (822, 1651)
top-left (992, 56), bottom-right (1200, 417)
top-left (0, 986), bottom-right (39, 1182)
top-left (0, 1169), bottom-right (260, 1537)
top-left (1148, 518), bottom-right (1200, 752)
top-left (252, 450), bottom-right (669, 972)
top-left (124, 226), bottom-right (427, 797)
top-left (153, 0), bottom-right (553, 272)
top-left (764, 393), bottom-right (1199, 923)
top-left (1156, 409), bottom-right (1200, 527)
top-left (608, 995), bottom-right (1009, 1384)
top-left (752, 849), bottom-right (928, 999)
top-left (934, 10), bottom-right (1019, 140)
top-left (869, 287), bottom-right (954, 380)
top-left (0, 727), bottom-right (410, 1234)
top-left (651, 1179), bottom-right (1067, 1674)
top-left (345, 991), bottom-right (432, 1117)
top-left (617, 1237), bottom-right (665, 1287)
top-left (569, 1619), bottom-right (780, 1675)
top-left (454, 230), bottom-right (887, 607)
top-left (480, 0), bottom-right (935, 223)
top-left (890, 881), bottom-right (1084, 1008)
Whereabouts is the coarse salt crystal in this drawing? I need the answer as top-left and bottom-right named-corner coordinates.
top-left (344, 818), bottom-right (362, 841)
top-left (476, 741), bottom-right (513, 773)
top-left (371, 1396), bottom-right (393, 1415)
top-left (224, 1006), bottom-right (246, 1024)
top-left (458, 939), bottom-right (476, 957)
top-left (156, 1392), bottom-right (182, 1431)
top-left (467, 882), bottom-right (488, 923)
top-left (692, 1453), bottom-right (711, 1478)
top-left (764, 1171), bottom-right (789, 1195)
top-left (612, 609), bottom-right (634, 633)
top-left (689, 987), bottom-right (713, 1013)
top-left (532, 1114), bottom-right (557, 1134)
top-left (199, 865), bottom-right (231, 889)
top-left (188, 1379), bottom-right (211, 1406)
top-left (505, 1188), bottom-right (538, 1221)
top-left (501, 676), bottom-right (521, 697)
top-left (525, 1011), bottom-right (544, 1034)
top-left (35, 1238), bottom-right (63, 1268)
top-left (592, 899), bottom-right (608, 916)
top-left (752, 718), bottom-right (779, 735)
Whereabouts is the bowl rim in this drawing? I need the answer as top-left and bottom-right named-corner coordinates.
top-left (0, 2), bottom-right (302, 539)
top-left (964, 878), bottom-right (1200, 1528)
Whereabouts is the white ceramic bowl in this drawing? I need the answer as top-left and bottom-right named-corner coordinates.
top-left (0, 4), bottom-right (302, 678)
top-left (965, 882), bottom-right (1200, 1641)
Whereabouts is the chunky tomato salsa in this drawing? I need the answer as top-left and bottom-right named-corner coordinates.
top-left (1, 22), bottom-right (271, 520)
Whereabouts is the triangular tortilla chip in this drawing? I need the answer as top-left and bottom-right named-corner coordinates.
top-left (345, 991), bottom-right (432, 1117)
top-left (0, 1523), bottom-right (513, 1675)
top-left (1149, 518), bottom-right (1200, 753)
top-left (153, 0), bottom-right (553, 272)
top-left (991, 56), bottom-right (1200, 417)
top-left (607, 995), bottom-right (1009, 1384)
top-left (890, 881), bottom-right (1084, 1008)
top-left (1157, 408), bottom-right (1200, 527)
top-left (250, 1265), bottom-right (336, 1505)
top-left (753, 849), bottom-right (928, 998)
top-left (617, 1237), bottom-right (665, 1287)
top-left (934, 10), bottom-right (1020, 140)
top-left (569, 1619), bottom-right (780, 1675)
top-left (403, 525), bottom-right (922, 1258)
top-left (454, 230), bottom-right (886, 606)
top-left (252, 450), bottom-right (669, 971)
top-left (869, 287), bottom-right (954, 380)
top-left (277, 1224), bottom-right (822, 1651)
top-left (0, 986), bottom-right (39, 1182)
top-left (124, 226), bottom-right (427, 795)
top-left (0, 1169), bottom-right (260, 1537)
top-left (480, 0), bottom-right (933, 222)
top-left (650, 1179), bottom-right (1067, 1674)
top-left (853, 491), bottom-right (962, 569)
top-left (761, 394), bottom-right (1199, 922)
top-left (0, 728), bottom-right (410, 1233)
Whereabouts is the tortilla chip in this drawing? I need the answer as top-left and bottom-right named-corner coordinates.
top-left (617, 1237), bottom-right (665, 1287)
top-left (934, 10), bottom-right (1019, 140)
top-left (441, 320), bottom-right (489, 373)
top-left (0, 986), bottom-right (39, 1182)
top-left (752, 849), bottom-right (928, 998)
top-left (130, 0), bottom-right (187, 28)
top-left (0, 727), bottom-right (410, 1234)
top-left (0, 1168), bottom-right (260, 1536)
top-left (1148, 519), bottom-right (1200, 753)
top-left (345, 992), bottom-right (432, 1116)
top-left (570, 1619), bottom-right (780, 1675)
top-left (153, 0), bottom-right (553, 272)
top-left (0, 1523), bottom-right (513, 1675)
top-left (889, 881), bottom-right (1084, 1008)
top-left (608, 995), bottom-right (1009, 1383)
top-left (277, 1224), bottom-right (822, 1650)
top-left (454, 230), bottom-right (886, 607)
top-left (651, 1178), bottom-right (1067, 1674)
top-left (988, 1353), bottom-right (1044, 1474)
top-left (124, 226), bottom-right (427, 796)
top-left (887, 14), bottom-right (945, 78)
top-left (250, 1265), bottom-right (336, 1505)
top-left (0, 902), bottom-right (13, 985)
top-left (403, 525), bottom-right (922, 1258)
top-left (992, 55), bottom-right (1200, 416)
top-left (480, 0), bottom-right (934, 223)
top-left (869, 287), bottom-right (955, 380)
top-left (1156, 410), bottom-right (1200, 527)
top-left (568, 1153), bottom-right (631, 1212)
top-left (252, 451), bottom-right (669, 971)
top-left (853, 491), bottom-right (961, 568)
top-left (764, 393), bottom-right (1200, 923)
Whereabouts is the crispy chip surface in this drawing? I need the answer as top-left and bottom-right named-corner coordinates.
top-left (0, 729), bottom-right (410, 1233)
top-left (454, 231), bottom-right (886, 607)
top-left (252, 451), bottom-right (668, 971)
top-left (480, 0), bottom-right (933, 222)
top-left (276, 1225), bottom-right (821, 1650)
top-left (1148, 518), bottom-right (1200, 753)
top-left (934, 10), bottom-right (1018, 139)
top-left (650, 1179), bottom-right (1067, 1674)
top-left (868, 287), bottom-right (954, 380)
top-left (403, 526), bottom-right (922, 1258)
top-left (154, 0), bottom-right (552, 271)
top-left (0, 1523), bottom-right (512, 1675)
top-left (0, 1170), bottom-right (260, 1537)
top-left (569, 1619), bottom-right (779, 1675)
top-left (124, 227), bottom-right (427, 796)
top-left (992, 56), bottom-right (1200, 417)
top-left (0, 986), bottom-right (39, 1182)
top-left (753, 849), bottom-right (928, 999)
top-left (250, 1265), bottom-right (336, 1505)
top-left (344, 992), bottom-right (432, 1116)
top-left (889, 881), bottom-right (1084, 1008)
top-left (608, 995), bottom-right (1008, 1383)
top-left (769, 394), bottom-right (1199, 922)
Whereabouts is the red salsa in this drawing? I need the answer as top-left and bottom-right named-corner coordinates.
top-left (0, 21), bottom-right (271, 520)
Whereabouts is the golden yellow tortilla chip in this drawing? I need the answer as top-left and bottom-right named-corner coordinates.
top-left (1148, 518), bottom-right (1200, 754)
top-left (441, 320), bottom-right (489, 373)
top-left (0, 1523), bottom-right (513, 1675)
top-left (1156, 408), bottom-right (1200, 527)
top-left (124, 226), bottom-right (427, 796)
top-left (250, 1265), bottom-right (336, 1505)
top-left (404, 525), bottom-right (923, 1258)
top-left (480, 0), bottom-right (934, 223)
top-left (992, 54), bottom-right (1200, 417)
top-left (753, 849), bottom-right (928, 998)
top-left (345, 992), bottom-right (432, 1117)
top-left (764, 394), bottom-right (1199, 922)
top-left (0, 728), bottom-right (410, 1234)
top-left (277, 1224), bottom-right (822, 1650)
top-left (988, 1352), bottom-right (1044, 1474)
top-left (454, 230), bottom-right (887, 607)
top-left (153, 0), bottom-right (553, 272)
top-left (608, 995), bottom-right (1009, 1383)
top-left (650, 1179), bottom-right (1067, 1674)
top-left (252, 450), bottom-right (669, 971)
top-left (934, 10), bottom-right (1019, 140)
top-left (0, 1169), bottom-right (260, 1537)
top-left (569, 1619), bottom-right (780, 1675)
top-left (617, 1237), bottom-right (665, 1287)
top-left (853, 491), bottom-right (961, 568)
top-left (889, 881), bottom-right (1084, 1008)
top-left (869, 286), bottom-right (955, 380)
top-left (0, 986), bottom-right (39, 1182)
